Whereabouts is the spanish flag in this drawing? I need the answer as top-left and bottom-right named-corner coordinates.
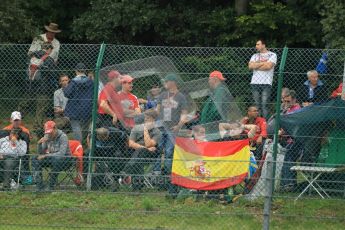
top-left (171, 137), bottom-right (250, 190)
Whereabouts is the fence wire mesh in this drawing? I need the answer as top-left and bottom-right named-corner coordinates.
top-left (0, 44), bottom-right (345, 229)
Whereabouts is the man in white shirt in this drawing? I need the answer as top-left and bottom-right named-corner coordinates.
top-left (53, 74), bottom-right (71, 132)
top-left (248, 39), bottom-right (277, 119)
top-left (0, 129), bottom-right (27, 190)
top-left (54, 74), bottom-right (69, 117)
top-left (28, 22), bottom-right (61, 63)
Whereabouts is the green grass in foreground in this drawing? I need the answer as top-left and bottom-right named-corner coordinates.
top-left (0, 191), bottom-right (344, 229)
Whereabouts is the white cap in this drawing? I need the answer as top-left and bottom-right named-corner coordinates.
top-left (11, 111), bottom-right (22, 121)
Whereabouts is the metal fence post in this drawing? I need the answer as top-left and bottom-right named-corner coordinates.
top-left (86, 43), bottom-right (106, 191)
top-left (341, 61), bottom-right (345, 100)
top-left (263, 46), bottom-right (289, 230)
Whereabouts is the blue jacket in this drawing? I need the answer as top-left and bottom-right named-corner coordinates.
top-left (63, 75), bottom-right (94, 121)
top-left (299, 80), bottom-right (327, 104)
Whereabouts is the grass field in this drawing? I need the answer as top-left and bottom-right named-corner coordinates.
top-left (0, 191), bottom-right (344, 229)
top-left (0, 113), bottom-right (344, 229)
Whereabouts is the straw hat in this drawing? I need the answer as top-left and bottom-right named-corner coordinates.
top-left (44, 23), bottom-right (62, 33)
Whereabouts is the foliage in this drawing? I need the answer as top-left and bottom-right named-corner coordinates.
top-left (0, 1), bottom-right (38, 43)
top-left (24, 0), bottom-right (90, 42)
top-left (0, 0), bottom-right (345, 49)
top-left (71, 0), bottom-right (159, 44)
top-left (320, 0), bottom-right (345, 49)
top-left (234, 0), bottom-right (323, 47)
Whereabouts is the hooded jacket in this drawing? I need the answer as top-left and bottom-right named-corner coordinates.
top-left (63, 74), bottom-right (94, 121)
top-left (38, 129), bottom-right (70, 157)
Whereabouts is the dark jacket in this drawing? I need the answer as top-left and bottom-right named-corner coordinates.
top-left (200, 84), bottom-right (241, 124)
top-left (63, 75), bottom-right (94, 121)
top-left (299, 80), bottom-right (327, 104)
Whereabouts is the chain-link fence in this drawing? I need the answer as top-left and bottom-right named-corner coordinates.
top-left (0, 44), bottom-right (345, 229)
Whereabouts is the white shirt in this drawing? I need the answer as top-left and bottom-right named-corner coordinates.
top-left (54, 88), bottom-right (68, 110)
top-left (28, 33), bottom-right (60, 62)
top-left (250, 51), bottom-right (277, 85)
top-left (0, 136), bottom-right (27, 157)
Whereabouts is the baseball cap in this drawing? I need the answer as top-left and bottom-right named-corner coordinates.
top-left (11, 111), bottom-right (22, 121)
top-left (120, 75), bottom-right (134, 84)
top-left (164, 73), bottom-right (179, 83)
top-left (209, 70), bottom-right (226, 81)
top-left (107, 70), bottom-right (121, 81)
top-left (44, 121), bottom-right (56, 134)
top-left (75, 63), bottom-right (86, 72)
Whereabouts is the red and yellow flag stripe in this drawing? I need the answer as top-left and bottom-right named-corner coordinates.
top-left (171, 137), bottom-right (250, 190)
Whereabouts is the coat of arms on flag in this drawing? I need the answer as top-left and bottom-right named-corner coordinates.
top-left (171, 137), bottom-right (251, 190)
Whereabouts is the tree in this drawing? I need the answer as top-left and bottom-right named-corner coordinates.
top-left (24, 0), bottom-right (90, 43)
top-left (233, 0), bottom-right (323, 47)
top-left (0, 0), bottom-right (38, 43)
top-left (0, 0), bottom-right (340, 49)
top-left (235, 0), bottom-right (249, 15)
top-left (320, 0), bottom-right (345, 49)
top-left (71, 0), bottom-right (161, 44)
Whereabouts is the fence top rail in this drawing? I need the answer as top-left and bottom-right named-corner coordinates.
top-left (0, 43), bottom-right (344, 51)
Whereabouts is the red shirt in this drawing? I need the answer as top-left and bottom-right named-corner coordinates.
top-left (242, 117), bottom-right (267, 142)
top-left (286, 104), bottom-right (301, 114)
top-left (98, 89), bottom-right (109, 114)
top-left (97, 83), bottom-right (124, 121)
top-left (118, 91), bottom-right (139, 128)
top-left (331, 83), bottom-right (343, 98)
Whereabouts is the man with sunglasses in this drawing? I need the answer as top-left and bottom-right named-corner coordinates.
top-left (281, 90), bottom-right (301, 114)
top-left (279, 90), bottom-right (303, 191)
top-left (118, 75), bottom-right (141, 130)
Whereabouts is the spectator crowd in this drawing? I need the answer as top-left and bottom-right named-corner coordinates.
top-left (1, 23), bottom-right (344, 203)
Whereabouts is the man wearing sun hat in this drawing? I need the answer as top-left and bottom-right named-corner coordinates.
top-left (200, 70), bottom-right (241, 126)
top-left (31, 120), bottom-right (71, 191)
top-left (28, 22), bottom-right (61, 63)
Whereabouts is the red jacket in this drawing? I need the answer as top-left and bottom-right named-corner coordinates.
top-left (331, 83), bottom-right (343, 98)
top-left (242, 117), bottom-right (267, 142)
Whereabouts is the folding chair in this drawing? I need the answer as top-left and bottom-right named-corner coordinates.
top-left (11, 158), bottom-right (22, 190)
top-left (69, 140), bottom-right (84, 185)
top-left (0, 130), bottom-right (28, 189)
top-left (142, 164), bottom-right (155, 189)
top-left (57, 140), bottom-right (84, 187)
top-left (92, 127), bottom-right (128, 190)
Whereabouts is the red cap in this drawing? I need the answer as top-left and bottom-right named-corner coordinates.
top-left (44, 121), bottom-right (56, 134)
top-left (107, 70), bottom-right (121, 81)
top-left (120, 75), bottom-right (134, 84)
top-left (209, 70), bottom-right (226, 81)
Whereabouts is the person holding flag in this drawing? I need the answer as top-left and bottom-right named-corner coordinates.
top-left (171, 121), bottom-right (257, 203)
